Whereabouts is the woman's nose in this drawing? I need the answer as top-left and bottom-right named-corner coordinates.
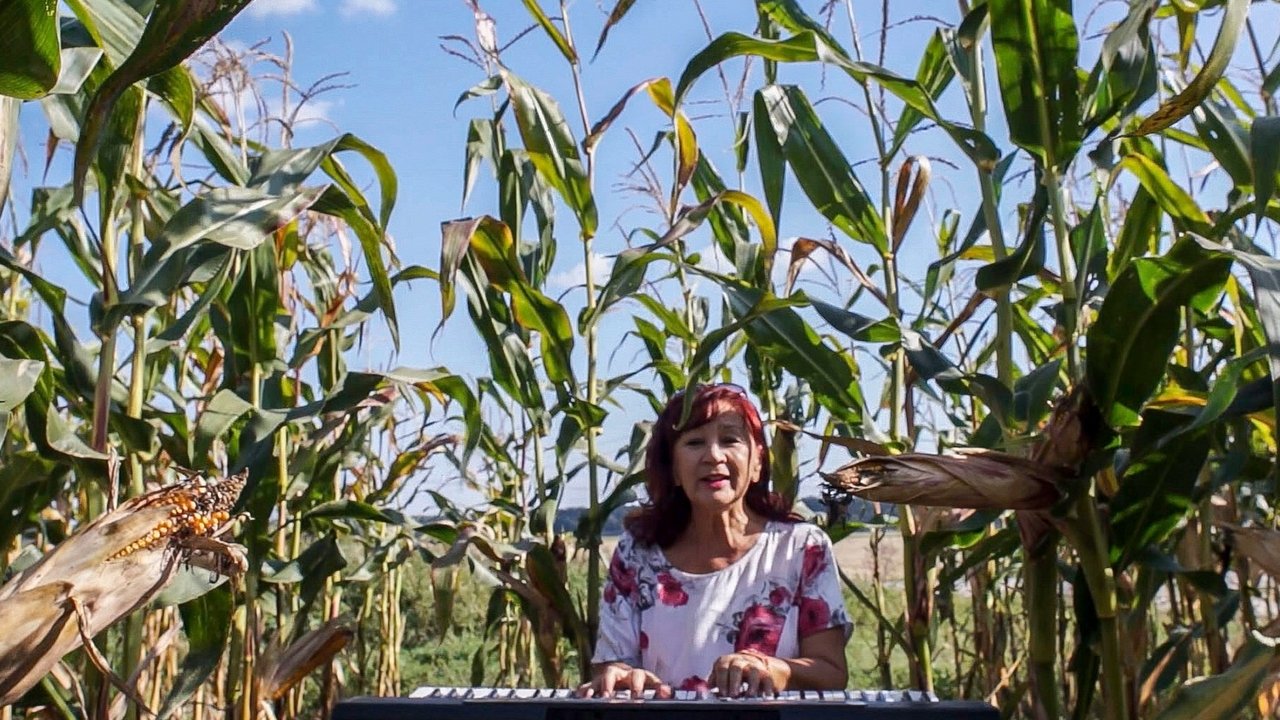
top-left (705, 442), bottom-right (727, 460)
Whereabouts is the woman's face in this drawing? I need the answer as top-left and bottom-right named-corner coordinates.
top-left (671, 407), bottom-right (761, 512)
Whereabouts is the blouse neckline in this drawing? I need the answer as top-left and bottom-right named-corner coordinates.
top-left (657, 520), bottom-right (776, 579)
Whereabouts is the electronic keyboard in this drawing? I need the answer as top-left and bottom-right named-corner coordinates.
top-left (334, 686), bottom-right (1000, 719)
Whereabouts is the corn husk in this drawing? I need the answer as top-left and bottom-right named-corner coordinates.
top-left (821, 448), bottom-right (1063, 510)
top-left (259, 619), bottom-right (353, 701)
top-left (0, 470), bottom-right (247, 706)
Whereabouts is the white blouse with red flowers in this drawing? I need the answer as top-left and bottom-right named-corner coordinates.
top-left (592, 520), bottom-right (851, 691)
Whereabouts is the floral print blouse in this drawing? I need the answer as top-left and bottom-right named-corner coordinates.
top-left (592, 520), bottom-right (851, 690)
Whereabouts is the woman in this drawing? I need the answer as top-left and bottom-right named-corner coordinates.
top-left (579, 384), bottom-right (851, 699)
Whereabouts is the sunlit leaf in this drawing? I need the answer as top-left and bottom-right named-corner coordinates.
top-left (990, 0), bottom-right (1080, 167)
top-left (1087, 237), bottom-right (1232, 427)
top-left (0, 0), bottom-right (60, 100)
top-left (503, 71), bottom-right (596, 236)
top-left (754, 85), bottom-right (886, 252)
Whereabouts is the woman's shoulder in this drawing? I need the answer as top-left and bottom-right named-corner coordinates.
top-left (613, 529), bottom-right (660, 562)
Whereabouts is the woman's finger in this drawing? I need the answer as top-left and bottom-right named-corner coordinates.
top-left (760, 670), bottom-right (776, 698)
top-left (742, 661), bottom-right (757, 696)
top-left (726, 661), bottom-right (745, 697)
top-left (708, 661), bottom-right (725, 697)
top-left (628, 668), bottom-right (648, 697)
top-left (598, 668), bottom-right (620, 697)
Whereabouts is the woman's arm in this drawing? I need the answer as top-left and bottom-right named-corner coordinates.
top-left (709, 626), bottom-right (847, 696)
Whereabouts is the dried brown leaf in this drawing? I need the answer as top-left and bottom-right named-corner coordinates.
top-left (822, 449), bottom-right (1062, 510)
top-left (260, 620), bottom-right (353, 701)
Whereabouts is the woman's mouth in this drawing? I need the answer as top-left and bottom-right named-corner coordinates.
top-left (701, 475), bottom-right (729, 488)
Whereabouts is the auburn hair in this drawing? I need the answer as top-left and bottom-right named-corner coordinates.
top-left (624, 385), bottom-right (798, 547)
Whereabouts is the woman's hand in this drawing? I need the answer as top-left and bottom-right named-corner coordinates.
top-left (576, 662), bottom-right (672, 699)
top-left (709, 649), bottom-right (787, 697)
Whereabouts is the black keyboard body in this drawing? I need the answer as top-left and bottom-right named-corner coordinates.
top-left (334, 687), bottom-right (999, 720)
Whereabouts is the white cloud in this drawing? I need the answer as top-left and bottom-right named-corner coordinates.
top-left (247, 0), bottom-right (317, 18)
top-left (693, 241), bottom-right (733, 274)
top-left (341, 0), bottom-right (397, 17)
top-left (274, 98), bottom-right (336, 126)
top-left (549, 252), bottom-right (613, 291)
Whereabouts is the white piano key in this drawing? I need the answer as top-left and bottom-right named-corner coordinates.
top-left (512, 688), bottom-right (539, 699)
top-left (408, 687), bottom-right (431, 698)
top-left (466, 687), bottom-right (496, 699)
top-left (550, 688), bottom-right (575, 698)
top-left (674, 689), bottom-right (701, 701)
top-left (779, 690), bottom-right (803, 701)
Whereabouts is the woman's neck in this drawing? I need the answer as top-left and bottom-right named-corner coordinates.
top-left (671, 507), bottom-right (766, 569)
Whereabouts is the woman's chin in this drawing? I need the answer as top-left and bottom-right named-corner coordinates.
top-left (687, 488), bottom-right (742, 510)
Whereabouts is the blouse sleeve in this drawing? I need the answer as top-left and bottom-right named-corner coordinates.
top-left (591, 533), bottom-right (642, 666)
top-left (795, 525), bottom-right (853, 641)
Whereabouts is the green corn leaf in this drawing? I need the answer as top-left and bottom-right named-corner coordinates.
top-left (148, 64), bottom-right (194, 133)
top-left (193, 389), bottom-right (254, 465)
top-left (0, 99), bottom-right (18, 240)
top-left (0, 359), bottom-right (43, 414)
top-left (754, 85), bottom-right (886, 252)
top-left (1108, 185), bottom-right (1159, 280)
top-left (109, 186), bottom-right (326, 328)
top-left (1192, 95), bottom-right (1251, 188)
top-left (675, 31), bottom-right (998, 166)
top-left (73, 0), bottom-right (254, 199)
top-left (888, 30), bottom-right (956, 160)
top-left (521, 0), bottom-right (576, 63)
top-left (1253, 116), bottom-right (1280, 221)
top-left (310, 187), bottom-right (399, 351)
top-left (0, 0), bottom-right (61, 99)
top-left (1133, 0), bottom-right (1248, 136)
top-left (976, 186), bottom-right (1048, 292)
top-left (503, 71), bottom-right (596, 236)
top-left (1087, 237), bottom-right (1232, 427)
top-left (441, 216), bottom-right (575, 385)
top-left (990, 0), bottom-right (1081, 168)
top-left (1081, 0), bottom-right (1158, 133)
top-left (719, 283), bottom-right (863, 426)
top-left (63, 0), bottom-right (145, 66)
top-left (1110, 410), bottom-right (1210, 570)
top-left (1113, 153), bottom-right (1213, 236)
top-left (811, 299), bottom-right (900, 344)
